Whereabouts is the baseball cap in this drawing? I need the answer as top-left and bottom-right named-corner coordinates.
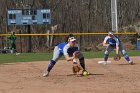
top-left (68, 37), bottom-right (76, 42)
top-left (108, 32), bottom-right (114, 36)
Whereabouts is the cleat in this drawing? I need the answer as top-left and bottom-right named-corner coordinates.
top-left (129, 60), bottom-right (133, 65)
top-left (43, 71), bottom-right (49, 77)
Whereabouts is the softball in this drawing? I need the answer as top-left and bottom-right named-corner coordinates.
top-left (83, 71), bottom-right (88, 76)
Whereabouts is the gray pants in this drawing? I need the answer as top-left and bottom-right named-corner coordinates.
top-left (52, 46), bottom-right (63, 62)
top-left (104, 43), bottom-right (131, 62)
top-left (105, 43), bottom-right (126, 55)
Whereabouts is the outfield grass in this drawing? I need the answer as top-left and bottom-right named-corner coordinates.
top-left (0, 50), bottom-right (139, 64)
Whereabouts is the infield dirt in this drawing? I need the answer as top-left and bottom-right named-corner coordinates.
top-left (0, 56), bottom-right (140, 93)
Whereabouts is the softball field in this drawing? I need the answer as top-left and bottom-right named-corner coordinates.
top-left (0, 56), bottom-right (140, 93)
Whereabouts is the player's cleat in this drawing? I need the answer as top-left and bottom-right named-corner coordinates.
top-left (129, 60), bottom-right (133, 65)
top-left (43, 71), bottom-right (49, 77)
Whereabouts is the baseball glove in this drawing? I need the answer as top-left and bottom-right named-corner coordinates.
top-left (114, 54), bottom-right (121, 61)
top-left (73, 51), bottom-right (80, 58)
top-left (72, 63), bottom-right (81, 74)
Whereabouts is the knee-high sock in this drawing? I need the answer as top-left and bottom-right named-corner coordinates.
top-left (123, 53), bottom-right (130, 62)
top-left (104, 54), bottom-right (109, 61)
top-left (47, 60), bottom-right (56, 72)
top-left (79, 57), bottom-right (85, 70)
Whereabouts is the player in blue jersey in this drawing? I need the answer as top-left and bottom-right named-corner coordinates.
top-left (103, 32), bottom-right (133, 65)
top-left (43, 36), bottom-right (87, 77)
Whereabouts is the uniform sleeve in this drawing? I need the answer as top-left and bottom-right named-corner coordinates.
top-left (103, 36), bottom-right (108, 44)
top-left (114, 38), bottom-right (120, 46)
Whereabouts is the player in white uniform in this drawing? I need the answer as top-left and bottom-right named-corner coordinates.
top-left (103, 32), bottom-right (133, 64)
top-left (43, 37), bottom-right (87, 77)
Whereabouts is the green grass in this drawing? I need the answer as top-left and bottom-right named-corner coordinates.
top-left (0, 53), bottom-right (53, 64)
top-left (0, 50), bottom-right (139, 64)
top-left (83, 50), bottom-right (140, 58)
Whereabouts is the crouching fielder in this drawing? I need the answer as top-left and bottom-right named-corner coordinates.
top-left (43, 37), bottom-right (86, 77)
top-left (103, 32), bottom-right (133, 65)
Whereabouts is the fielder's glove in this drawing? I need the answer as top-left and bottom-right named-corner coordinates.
top-left (114, 54), bottom-right (121, 61)
top-left (73, 51), bottom-right (80, 58)
top-left (72, 62), bottom-right (81, 74)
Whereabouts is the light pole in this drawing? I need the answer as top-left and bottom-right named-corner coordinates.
top-left (111, 0), bottom-right (118, 33)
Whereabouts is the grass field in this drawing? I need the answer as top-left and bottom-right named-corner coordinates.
top-left (0, 50), bottom-right (139, 64)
